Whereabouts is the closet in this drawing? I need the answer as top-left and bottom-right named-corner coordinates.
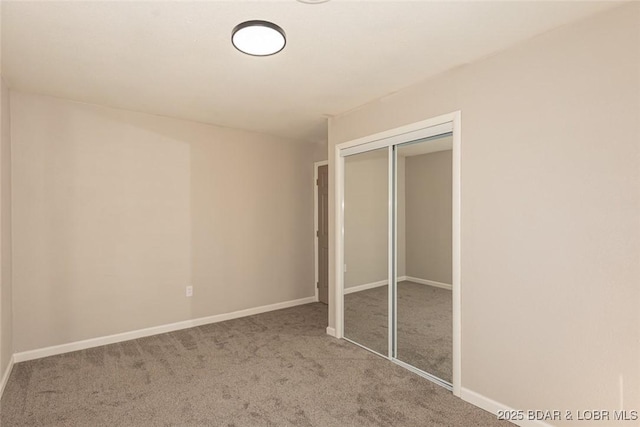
top-left (336, 117), bottom-right (460, 391)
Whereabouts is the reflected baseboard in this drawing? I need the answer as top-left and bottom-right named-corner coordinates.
top-left (344, 276), bottom-right (452, 294)
top-left (405, 276), bottom-right (452, 290)
top-left (343, 279), bottom-right (388, 294)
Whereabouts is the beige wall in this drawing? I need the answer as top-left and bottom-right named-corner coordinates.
top-left (329, 3), bottom-right (639, 423)
top-left (11, 92), bottom-right (316, 353)
top-left (405, 150), bottom-right (452, 284)
top-left (396, 156), bottom-right (405, 279)
top-left (343, 150), bottom-right (406, 288)
top-left (343, 149), bottom-right (388, 287)
top-left (0, 77), bottom-right (13, 378)
top-left (312, 139), bottom-right (328, 163)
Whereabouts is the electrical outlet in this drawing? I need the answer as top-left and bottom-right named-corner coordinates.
top-left (344, 263), bottom-right (347, 272)
top-left (186, 285), bottom-right (193, 297)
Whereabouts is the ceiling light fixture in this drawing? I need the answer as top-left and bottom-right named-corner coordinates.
top-left (231, 20), bottom-right (286, 57)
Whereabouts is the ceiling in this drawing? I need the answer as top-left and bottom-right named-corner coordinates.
top-left (1, 1), bottom-right (621, 144)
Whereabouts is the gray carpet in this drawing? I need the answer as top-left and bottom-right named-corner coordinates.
top-left (344, 286), bottom-right (390, 357)
top-left (343, 281), bottom-right (452, 382)
top-left (0, 303), bottom-right (510, 427)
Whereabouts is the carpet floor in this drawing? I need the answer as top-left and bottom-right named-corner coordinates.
top-left (344, 281), bottom-right (452, 382)
top-left (0, 303), bottom-right (510, 427)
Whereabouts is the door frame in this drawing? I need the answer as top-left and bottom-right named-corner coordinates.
top-left (314, 160), bottom-right (329, 303)
top-left (334, 111), bottom-right (461, 396)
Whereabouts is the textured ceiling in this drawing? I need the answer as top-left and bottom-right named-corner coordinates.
top-left (1, 1), bottom-right (621, 143)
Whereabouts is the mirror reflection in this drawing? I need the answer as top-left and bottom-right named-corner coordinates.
top-left (343, 148), bottom-right (388, 356)
top-left (396, 135), bottom-right (453, 382)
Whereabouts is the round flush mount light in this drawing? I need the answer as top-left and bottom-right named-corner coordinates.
top-left (232, 20), bottom-right (286, 56)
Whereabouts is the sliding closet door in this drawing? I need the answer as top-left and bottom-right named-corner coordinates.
top-left (342, 147), bottom-right (389, 356)
top-left (395, 135), bottom-right (453, 384)
top-left (338, 117), bottom-right (459, 392)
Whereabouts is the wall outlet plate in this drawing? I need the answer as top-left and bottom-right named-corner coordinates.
top-left (186, 285), bottom-right (193, 297)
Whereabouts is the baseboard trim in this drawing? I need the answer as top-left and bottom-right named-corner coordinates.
top-left (344, 277), bottom-right (452, 294)
top-left (344, 279), bottom-right (387, 294)
top-left (0, 355), bottom-right (14, 399)
top-left (326, 326), bottom-right (336, 337)
top-left (405, 276), bottom-right (452, 290)
top-left (461, 388), bottom-right (553, 427)
top-left (14, 296), bottom-right (317, 363)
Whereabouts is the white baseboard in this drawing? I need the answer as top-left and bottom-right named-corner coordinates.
top-left (0, 355), bottom-right (14, 399)
top-left (326, 326), bottom-right (336, 337)
top-left (405, 276), bottom-right (452, 290)
top-left (344, 279), bottom-right (388, 294)
top-left (461, 388), bottom-right (553, 427)
top-left (13, 296), bottom-right (317, 363)
top-left (344, 277), bottom-right (451, 294)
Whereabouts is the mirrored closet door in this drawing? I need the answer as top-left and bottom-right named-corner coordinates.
top-left (394, 135), bottom-right (453, 384)
top-left (342, 147), bottom-right (389, 356)
top-left (340, 126), bottom-right (455, 389)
